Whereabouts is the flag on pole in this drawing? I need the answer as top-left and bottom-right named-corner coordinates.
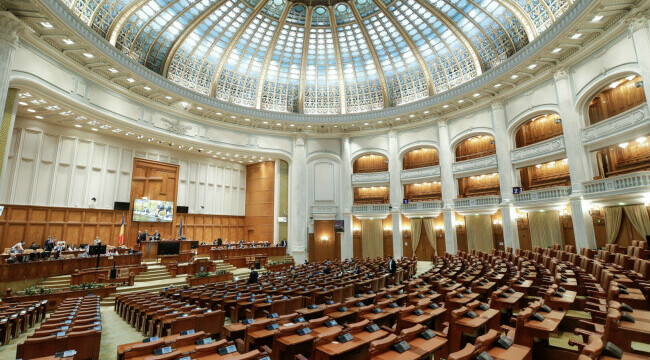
top-left (178, 216), bottom-right (183, 238)
top-left (118, 215), bottom-right (125, 245)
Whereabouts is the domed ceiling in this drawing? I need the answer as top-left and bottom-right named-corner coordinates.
top-left (61, 0), bottom-right (573, 115)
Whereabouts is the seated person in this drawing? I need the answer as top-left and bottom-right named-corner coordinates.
top-left (152, 230), bottom-right (161, 241)
top-left (28, 241), bottom-right (40, 250)
top-left (93, 236), bottom-right (102, 245)
top-left (248, 266), bottom-right (259, 284)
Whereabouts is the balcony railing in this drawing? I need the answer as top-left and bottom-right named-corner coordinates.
top-left (513, 186), bottom-right (572, 204)
top-left (452, 155), bottom-right (498, 175)
top-left (510, 136), bottom-right (565, 167)
top-left (581, 103), bottom-right (649, 148)
top-left (351, 171), bottom-right (390, 187)
top-left (351, 204), bottom-right (391, 214)
top-left (401, 201), bottom-right (444, 217)
top-left (400, 165), bottom-right (441, 183)
top-left (583, 171), bottom-right (650, 198)
top-left (453, 195), bottom-right (502, 209)
top-left (310, 205), bottom-right (339, 216)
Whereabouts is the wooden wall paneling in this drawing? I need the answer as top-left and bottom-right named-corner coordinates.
top-left (382, 216), bottom-right (393, 258)
top-left (403, 148), bottom-right (439, 170)
top-left (401, 215), bottom-right (412, 257)
top-left (353, 155), bottom-right (388, 173)
top-left (455, 214), bottom-right (468, 253)
top-left (245, 162), bottom-right (275, 243)
top-left (404, 182), bottom-right (442, 202)
top-left (589, 76), bottom-right (646, 125)
top-left (312, 220), bottom-right (338, 262)
top-left (435, 215), bottom-right (446, 256)
top-left (457, 173), bottom-right (500, 198)
top-left (514, 114), bottom-right (563, 148)
top-left (353, 216), bottom-right (362, 258)
top-left (520, 160), bottom-right (571, 190)
top-left (516, 216), bottom-right (532, 251)
top-left (455, 135), bottom-right (496, 162)
top-left (491, 211), bottom-right (504, 251)
top-left (353, 186), bottom-right (389, 204)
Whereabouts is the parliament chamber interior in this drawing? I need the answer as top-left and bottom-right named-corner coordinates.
top-left (0, 0), bottom-right (649, 359)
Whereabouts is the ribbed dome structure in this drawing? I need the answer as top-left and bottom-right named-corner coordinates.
top-left (62, 0), bottom-right (573, 114)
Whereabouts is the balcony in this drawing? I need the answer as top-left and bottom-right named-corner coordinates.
top-left (583, 171), bottom-right (650, 200)
top-left (453, 195), bottom-right (501, 215)
top-left (310, 205), bottom-right (339, 219)
top-left (400, 165), bottom-right (441, 184)
top-left (351, 171), bottom-right (390, 187)
top-left (401, 200), bottom-right (444, 217)
top-left (513, 186), bottom-right (572, 211)
top-left (452, 155), bottom-right (498, 177)
top-left (581, 104), bottom-right (650, 149)
top-left (351, 204), bottom-right (390, 219)
top-left (510, 136), bottom-right (566, 168)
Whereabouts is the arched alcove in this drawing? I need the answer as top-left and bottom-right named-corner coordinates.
top-left (455, 134), bottom-right (496, 162)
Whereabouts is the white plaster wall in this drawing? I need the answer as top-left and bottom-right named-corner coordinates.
top-left (1, 119), bottom-right (246, 215)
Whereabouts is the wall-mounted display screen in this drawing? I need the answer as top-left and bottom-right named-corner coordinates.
top-left (132, 198), bottom-right (174, 222)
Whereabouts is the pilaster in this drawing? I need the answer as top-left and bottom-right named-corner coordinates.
top-left (341, 136), bottom-right (354, 260)
top-left (437, 120), bottom-right (458, 254)
top-left (289, 135), bottom-right (308, 263)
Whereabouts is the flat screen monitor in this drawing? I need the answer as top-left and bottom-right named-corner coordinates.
top-left (157, 242), bottom-right (180, 256)
top-left (88, 245), bottom-right (106, 256)
top-left (133, 198), bottom-right (174, 222)
top-left (334, 220), bottom-right (344, 232)
top-left (190, 241), bottom-right (199, 249)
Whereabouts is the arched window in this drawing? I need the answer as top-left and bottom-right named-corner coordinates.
top-left (514, 113), bottom-right (563, 148)
top-left (588, 75), bottom-right (646, 125)
top-left (353, 154), bottom-right (388, 173)
top-left (455, 135), bottom-right (496, 162)
top-left (402, 147), bottom-right (439, 170)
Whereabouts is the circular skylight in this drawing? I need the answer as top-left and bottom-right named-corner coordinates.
top-left (63, 0), bottom-right (573, 115)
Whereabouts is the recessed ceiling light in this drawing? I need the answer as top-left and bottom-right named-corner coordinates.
top-left (473, 93), bottom-right (480, 97)
top-left (136, 135), bottom-right (144, 139)
top-left (108, 68), bottom-right (118, 73)
top-left (377, 120), bottom-right (382, 124)
top-left (62, 39), bottom-right (75, 45)
top-left (458, 100), bottom-right (464, 104)
top-left (364, 122), bottom-right (369, 126)
top-left (126, 78), bottom-right (135, 83)
top-left (148, 138), bottom-right (154, 142)
top-left (180, 101), bottom-right (188, 107)
top-left (244, 118), bottom-right (250, 121)
top-left (276, 123), bottom-right (281, 126)
top-left (511, 75), bottom-right (519, 79)
top-left (333, 125), bottom-right (338, 128)
top-left (636, 136), bottom-right (647, 144)
top-left (527, 64), bottom-right (537, 69)
top-left (91, 128), bottom-right (98, 132)
top-left (409, 114), bottom-right (415, 118)
top-left (618, 142), bottom-right (629, 149)
top-left (74, 124), bottom-right (82, 128)
top-left (423, 111), bottom-right (429, 114)
top-left (307, 125), bottom-right (312, 128)
top-left (215, 112), bottom-right (221, 116)
top-left (196, 107), bottom-right (202, 111)
top-left (18, 101), bottom-right (27, 106)
top-left (290, 124), bottom-right (294, 127)
top-left (164, 96), bottom-right (172, 100)
top-left (231, 115), bottom-right (236, 119)
top-left (443, 105), bottom-right (449, 108)
top-left (82, 52), bottom-right (94, 58)
top-left (626, 75), bottom-right (635, 81)
top-left (494, 83), bottom-right (502, 88)
top-left (263, 121), bottom-right (268, 124)
top-left (552, 48), bottom-right (562, 54)
top-left (143, 86), bottom-right (151, 91)
top-left (35, 115), bottom-right (43, 119)
top-left (26, 109), bottom-right (36, 113)
top-left (40, 22), bottom-right (53, 29)
top-left (571, 33), bottom-right (582, 40)
top-left (592, 15), bottom-right (603, 22)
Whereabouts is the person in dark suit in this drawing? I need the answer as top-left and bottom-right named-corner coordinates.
top-left (387, 256), bottom-right (397, 275)
top-left (278, 239), bottom-right (287, 247)
top-left (217, 238), bottom-right (223, 246)
top-left (248, 266), bottom-right (258, 284)
top-left (152, 230), bottom-right (161, 241)
top-left (44, 237), bottom-right (55, 252)
top-left (137, 231), bottom-right (146, 244)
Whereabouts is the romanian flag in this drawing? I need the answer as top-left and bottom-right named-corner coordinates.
top-left (118, 215), bottom-right (125, 245)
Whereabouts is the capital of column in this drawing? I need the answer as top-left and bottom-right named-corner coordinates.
top-left (490, 101), bottom-right (503, 112)
top-left (0, 12), bottom-right (24, 47)
top-left (436, 119), bottom-right (447, 128)
top-left (627, 11), bottom-right (649, 33)
top-left (387, 130), bottom-right (397, 139)
top-left (553, 68), bottom-right (569, 82)
top-left (294, 135), bottom-right (305, 148)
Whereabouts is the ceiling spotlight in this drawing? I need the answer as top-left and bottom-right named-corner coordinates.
top-left (423, 111), bottom-right (429, 114)
top-left (108, 68), bottom-right (118, 73)
top-left (216, 112), bottom-right (221, 115)
top-left (180, 101), bottom-right (188, 107)
top-left (62, 39), bottom-right (75, 45)
top-left (91, 128), bottom-right (98, 132)
top-left (263, 121), bottom-right (268, 124)
top-left (164, 96), bottom-right (172, 100)
top-left (592, 15), bottom-right (603, 22)
top-left (290, 124), bottom-right (294, 127)
top-left (527, 64), bottom-right (537, 69)
top-left (409, 114), bottom-right (415, 118)
top-left (82, 52), bottom-right (94, 58)
top-left (35, 115), bottom-right (43, 119)
top-left (636, 136), bottom-right (647, 144)
top-left (74, 124), bottom-right (82, 128)
top-left (443, 105), bottom-right (449, 108)
top-left (244, 118), bottom-right (250, 121)
top-left (618, 142), bottom-right (629, 149)
top-left (494, 83), bottom-right (502, 88)
top-left (231, 115), bottom-right (236, 119)
top-left (364, 122), bottom-right (369, 126)
top-left (126, 78), bottom-right (135, 83)
top-left (473, 93), bottom-right (480, 97)
top-left (143, 86), bottom-right (151, 91)
top-left (458, 100), bottom-right (464, 104)
top-left (570, 33), bottom-right (582, 40)
top-left (18, 101), bottom-right (27, 106)
top-left (40, 22), bottom-right (53, 29)
top-left (148, 138), bottom-right (154, 142)
top-left (307, 125), bottom-right (311, 128)
top-left (26, 109), bottom-right (36, 113)
top-left (196, 106), bottom-right (203, 110)
top-left (511, 75), bottom-right (519, 79)
top-left (377, 120), bottom-right (382, 124)
top-left (552, 48), bottom-right (562, 54)
top-left (276, 123), bottom-right (281, 126)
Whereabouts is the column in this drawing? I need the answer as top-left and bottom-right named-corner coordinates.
top-left (273, 160), bottom-right (281, 245)
top-left (554, 69), bottom-right (596, 251)
top-left (341, 136), bottom-right (354, 260)
top-left (629, 14), bottom-right (650, 97)
top-left (387, 131), bottom-right (404, 258)
top-left (0, 12), bottom-right (23, 181)
top-left (437, 120), bottom-right (458, 254)
top-left (491, 101), bottom-right (520, 250)
top-left (289, 136), bottom-right (308, 263)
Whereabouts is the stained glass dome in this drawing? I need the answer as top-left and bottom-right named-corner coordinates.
top-left (61, 0), bottom-right (574, 114)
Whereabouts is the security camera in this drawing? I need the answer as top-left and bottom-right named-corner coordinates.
top-left (91, 197), bottom-right (96, 202)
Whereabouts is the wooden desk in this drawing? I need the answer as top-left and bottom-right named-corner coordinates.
top-left (273, 331), bottom-right (316, 360)
top-left (141, 240), bottom-right (193, 259)
top-left (545, 290), bottom-right (576, 311)
top-left (449, 309), bottom-right (500, 352)
top-left (486, 343), bottom-right (532, 360)
top-left (314, 337), bottom-right (370, 360)
top-left (209, 247), bottom-right (286, 260)
top-left (518, 311), bottom-right (564, 348)
top-left (490, 292), bottom-right (523, 312)
top-left (296, 305), bottom-right (327, 320)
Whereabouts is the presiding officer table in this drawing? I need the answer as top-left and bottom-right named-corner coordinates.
top-left (140, 240), bottom-right (194, 259)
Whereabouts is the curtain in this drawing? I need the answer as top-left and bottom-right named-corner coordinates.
top-left (422, 218), bottom-right (437, 255)
top-left (529, 211), bottom-right (563, 248)
top-left (604, 207), bottom-right (623, 244)
top-left (410, 218), bottom-right (422, 255)
top-left (624, 205), bottom-right (650, 238)
top-left (361, 219), bottom-right (384, 259)
top-left (466, 215), bottom-right (493, 253)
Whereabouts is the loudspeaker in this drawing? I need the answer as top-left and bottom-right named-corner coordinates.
top-left (177, 206), bottom-right (189, 214)
top-left (114, 201), bottom-right (130, 210)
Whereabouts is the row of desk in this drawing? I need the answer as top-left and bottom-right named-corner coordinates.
top-left (0, 253), bottom-right (142, 282)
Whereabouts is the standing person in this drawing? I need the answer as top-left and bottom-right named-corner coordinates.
top-left (387, 256), bottom-right (397, 275)
top-left (10, 240), bottom-right (25, 254)
top-left (248, 266), bottom-right (258, 284)
top-left (44, 237), bottom-right (55, 252)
